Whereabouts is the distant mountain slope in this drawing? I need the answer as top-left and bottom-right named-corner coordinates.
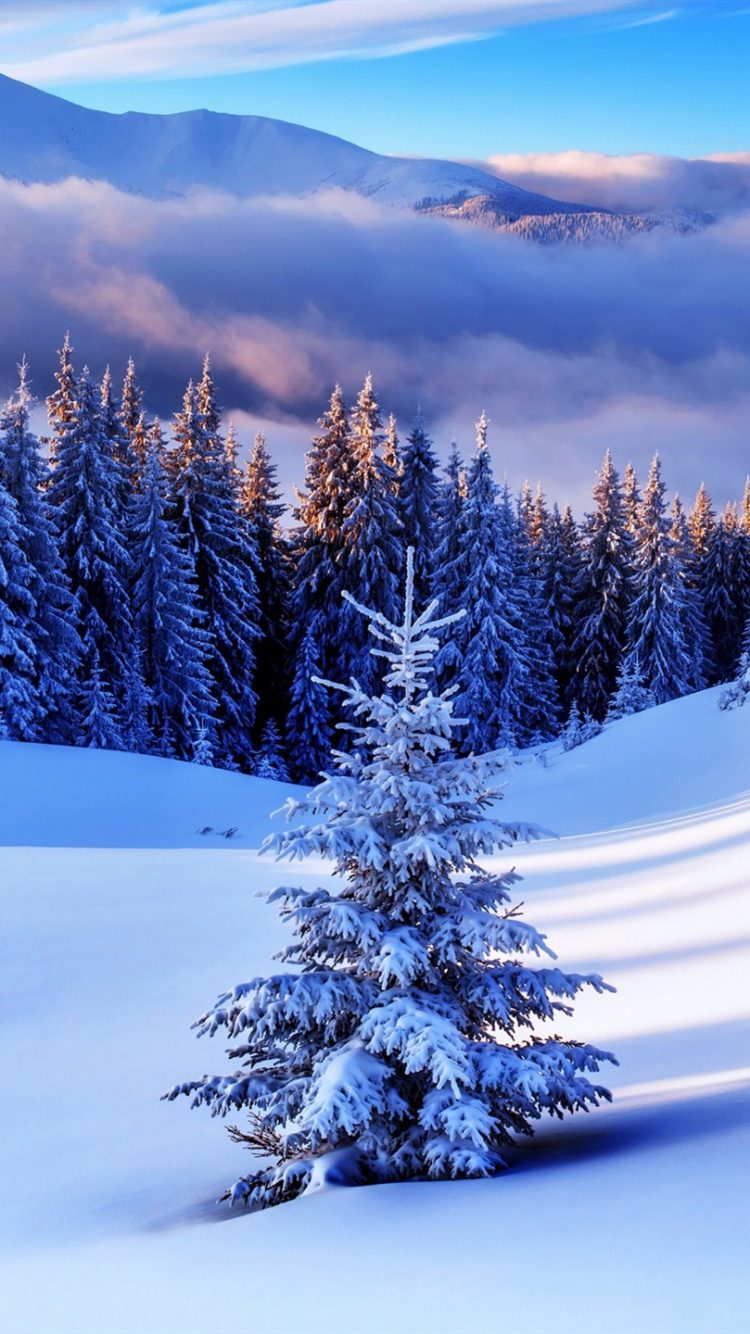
top-left (0, 72), bottom-right (594, 217)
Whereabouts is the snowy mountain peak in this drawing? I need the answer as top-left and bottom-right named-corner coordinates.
top-left (0, 72), bottom-right (594, 217)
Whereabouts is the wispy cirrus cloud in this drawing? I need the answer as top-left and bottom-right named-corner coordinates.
top-left (0, 0), bottom-right (650, 83)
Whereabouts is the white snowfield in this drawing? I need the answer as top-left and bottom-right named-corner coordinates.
top-left (1, 685), bottom-right (748, 1334)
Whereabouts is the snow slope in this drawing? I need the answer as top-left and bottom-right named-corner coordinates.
top-left (1, 687), bottom-right (749, 1333)
top-left (0, 72), bottom-right (593, 215)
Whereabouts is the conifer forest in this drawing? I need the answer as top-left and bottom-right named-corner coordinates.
top-left (1, 338), bottom-right (748, 777)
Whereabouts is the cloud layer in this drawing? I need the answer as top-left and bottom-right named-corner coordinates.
top-left (1, 173), bottom-right (748, 511)
top-left (0, 1), bottom-right (647, 83)
top-left (482, 150), bottom-right (750, 218)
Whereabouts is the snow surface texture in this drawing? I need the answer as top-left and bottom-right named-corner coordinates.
top-left (0, 71), bottom-right (593, 215)
top-left (1, 685), bottom-right (749, 1332)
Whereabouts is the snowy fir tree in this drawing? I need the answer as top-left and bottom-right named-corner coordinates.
top-left (624, 454), bottom-right (699, 704)
top-left (514, 481), bottom-right (560, 743)
top-left (336, 374), bottom-right (401, 691)
top-left (171, 362), bottom-right (260, 770)
top-left (0, 360), bottom-right (77, 740)
top-left (719, 619), bottom-right (750, 711)
top-left (561, 700), bottom-right (603, 750)
top-left (46, 365), bottom-right (136, 742)
top-left (449, 417), bottom-right (527, 752)
top-left (606, 658), bottom-right (655, 720)
top-left (286, 613), bottom-right (332, 783)
top-left (703, 504), bottom-right (747, 683)
top-left (571, 451), bottom-right (634, 721)
top-left (239, 431), bottom-right (291, 734)
top-left (432, 441), bottom-right (467, 689)
top-left (539, 502), bottom-right (580, 710)
top-left (0, 471), bottom-right (41, 739)
top-left (254, 718), bottom-right (291, 782)
top-left (397, 412), bottom-right (440, 611)
top-left (165, 549), bottom-right (615, 1209)
top-left (131, 422), bottom-right (213, 759)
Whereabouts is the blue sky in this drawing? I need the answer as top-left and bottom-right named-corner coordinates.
top-left (0, 1), bottom-right (747, 159)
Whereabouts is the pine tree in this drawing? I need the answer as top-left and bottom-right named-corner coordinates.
top-left (622, 461), bottom-right (642, 536)
top-left (433, 441), bottom-right (467, 689)
top-left (450, 417), bottom-right (527, 752)
top-left (131, 421), bottom-right (213, 759)
top-left (172, 362), bottom-right (260, 770)
top-left (0, 474), bottom-right (40, 739)
top-left (239, 431), bottom-right (291, 735)
top-left (540, 502), bottom-right (580, 711)
top-left (704, 504), bottom-right (746, 682)
top-left (45, 333), bottom-right (78, 464)
top-left (165, 549), bottom-right (615, 1209)
top-left (718, 619), bottom-right (750, 711)
top-left (47, 366), bottom-right (137, 745)
top-left (686, 482), bottom-right (717, 678)
top-left (606, 658), bottom-right (655, 720)
top-left (286, 613), bottom-right (332, 783)
top-left (514, 482), bottom-right (560, 743)
top-left (254, 718), bottom-right (290, 782)
top-left (624, 454), bottom-right (697, 704)
top-left (0, 360), bottom-right (77, 741)
top-left (336, 375), bottom-right (401, 691)
top-left (571, 451), bottom-right (634, 721)
top-left (397, 412), bottom-right (440, 612)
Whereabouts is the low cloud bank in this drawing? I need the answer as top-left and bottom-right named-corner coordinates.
top-left (0, 173), bottom-right (748, 509)
top-left (481, 150), bottom-right (750, 218)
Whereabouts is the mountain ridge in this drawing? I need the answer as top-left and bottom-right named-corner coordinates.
top-left (0, 71), bottom-right (597, 217)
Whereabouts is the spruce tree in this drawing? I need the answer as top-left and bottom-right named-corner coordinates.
top-left (704, 504), bottom-right (746, 682)
top-left (239, 431), bottom-right (291, 736)
top-left (131, 422), bottom-right (213, 759)
top-left (0, 473), bottom-right (40, 739)
top-left (571, 451), bottom-right (634, 721)
top-left (165, 549), bottom-right (614, 1209)
top-left (397, 412), bottom-right (440, 612)
top-left (433, 441), bottom-right (467, 690)
top-left (47, 366), bottom-right (137, 745)
top-left (286, 613), bottom-right (332, 783)
top-left (0, 360), bottom-right (77, 741)
top-left (450, 417), bottom-right (527, 752)
top-left (540, 502), bottom-right (580, 711)
top-left (514, 482), bottom-right (560, 743)
top-left (625, 454), bottom-right (696, 704)
top-left (172, 362), bottom-right (260, 770)
top-left (337, 375), bottom-right (401, 691)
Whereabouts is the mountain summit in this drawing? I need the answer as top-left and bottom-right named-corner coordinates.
top-left (0, 72), bottom-right (592, 217)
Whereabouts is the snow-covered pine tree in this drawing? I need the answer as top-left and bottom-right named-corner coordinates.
top-left (622, 461), bottom-right (642, 536)
top-left (0, 360), bottom-right (77, 741)
top-left (624, 454), bottom-right (698, 704)
top-left (45, 333), bottom-right (78, 465)
top-left (336, 375), bottom-right (401, 691)
top-left (171, 362), bottom-right (261, 770)
top-left (704, 503), bottom-right (746, 683)
top-left (397, 412), bottom-right (440, 612)
top-left (433, 441), bottom-right (467, 690)
top-left (165, 549), bottom-right (615, 1208)
top-left (561, 700), bottom-right (603, 750)
top-left (290, 383), bottom-right (354, 742)
top-left (46, 365), bottom-right (137, 745)
top-left (686, 482), bottom-right (717, 678)
top-left (254, 718), bottom-right (290, 782)
top-left (286, 612), bottom-right (332, 783)
top-left (239, 431), bottom-right (291, 736)
top-left (119, 357), bottom-right (144, 464)
top-left (446, 416), bottom-right (527, 752)
top-left (131, 420), bottom-right (213, 759)
top-left (0, 470), bottom-right (40, 739)
top-left (382, 413), bottom-right (401, 481)
top-left (514, 481), bottom-right (560, 744)
top-left (718, 618), bottom-right (750, 711)
top-left (571, 451), bottom-right (634, 721)
top-left (606, 658), bottom-right (655, 720)
top-left (539, 502), bottom-right (580, 713)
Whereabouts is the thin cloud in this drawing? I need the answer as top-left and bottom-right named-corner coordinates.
top-left (0, 0), bottom-right (648, 83)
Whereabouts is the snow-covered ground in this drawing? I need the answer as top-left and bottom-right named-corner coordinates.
top-left (1, 686), bottom-right (749, 1333)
